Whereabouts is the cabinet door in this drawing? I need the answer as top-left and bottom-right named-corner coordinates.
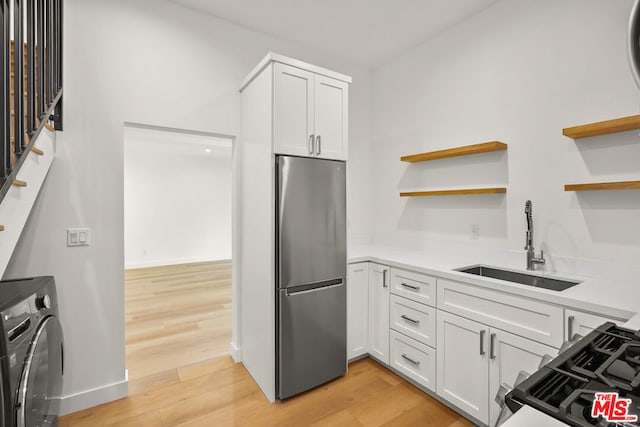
top-left (437, 311), bottom-right (489, 425)
top-left (565, 309), bottom-right (624, 341)
top-left (313, 75), bottom-right (348, 161)
top-left (488, 329), bottom-right (557, 427)
top-left (347, 263), bottom-right (369, 360)
top-left (273, 63), bottom-right (315, 157)
top-left (368, 263), bottom-right (390, 364)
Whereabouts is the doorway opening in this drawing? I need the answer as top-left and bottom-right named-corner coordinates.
top-left (123, 123), bottom-right (235, 389)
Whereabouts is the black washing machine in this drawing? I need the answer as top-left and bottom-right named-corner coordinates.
top-left (0, 276), bottom-right (64, 427)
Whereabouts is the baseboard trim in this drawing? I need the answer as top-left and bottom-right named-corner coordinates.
top-left (125, 256), bottom-right (231, 269)
top-left (230, 341), bottom-right (242, 363)
top-left (59, 371), bottom-right (129, 416)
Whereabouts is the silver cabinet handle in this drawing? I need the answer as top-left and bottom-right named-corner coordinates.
top-left (401, 353), bottom-right (420, 366)
top-left (490, 333), bottom-right (496, 360)
top-left (316, 135), bottom-right (321, 155)
top-left (401, 314), bottom-right (420, 325)
top-left (568, 315), bottom-right (575, 341)
top-left (480, 330), bottom-right (486, 355)
top-left (308, 134), bottom-right (315, 154)
top-left (382, 269), bottom-right (388, 288)
top-left (401, 283), bottom-right (420, 291)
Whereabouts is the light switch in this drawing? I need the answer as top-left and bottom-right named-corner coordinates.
top-left (68, 228), bottom-right (91, 247)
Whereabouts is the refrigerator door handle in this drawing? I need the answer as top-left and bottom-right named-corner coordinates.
top-left (285, 278), bottom-right (344, 296)
top-left (316, 135), bottom-right (321, 155)
top-left (285, 282), bottom-right (343, 296)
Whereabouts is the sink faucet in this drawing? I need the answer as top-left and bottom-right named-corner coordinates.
top-left (524, 200), bottom-right (545, 270)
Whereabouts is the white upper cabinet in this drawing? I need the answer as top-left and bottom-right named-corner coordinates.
top-left (273, 62), bottom-right (349, 160)
top-left (313, 75), bottom-right (348, 160)
top-left (273, 63), bottom-right (315, 158)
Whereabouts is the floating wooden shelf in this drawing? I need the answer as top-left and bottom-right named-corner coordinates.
top-left (400, 187), bottom-right (507, 197)
top-left (564, 181), bottom-right (640, 192)
top-left (401, 141), bottom-right (508, 163)
top-left (562, 115), bottom-right (640, 139)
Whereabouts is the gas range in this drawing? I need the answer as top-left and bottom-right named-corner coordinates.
top-left (506, 322), bottom-right (640, 426)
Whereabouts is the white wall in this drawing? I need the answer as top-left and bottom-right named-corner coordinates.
top-left (3, 0), bottom-right (373, 413)
top-left (371, 0), bottom-right (640, 266)
top-left (124, 126), bottom-right (232, 269)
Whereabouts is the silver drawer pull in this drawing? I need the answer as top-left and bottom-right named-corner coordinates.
top-left (401, 282), bottom-right (420, 291)
top-left (401, 353), bottom-right (420, 366)
top-left (400, 314), bottom-right (420, 325)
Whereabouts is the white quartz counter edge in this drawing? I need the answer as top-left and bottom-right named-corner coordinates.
top-left (348, 249), bottom-right (639, 322)
top-left (500, 406), bottom-right (566, 427)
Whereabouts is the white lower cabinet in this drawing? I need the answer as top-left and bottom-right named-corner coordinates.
top-left (437, 310), bottom-right (556, 426)
top-left (390, 330), bottom-right (436, 392)
top-left (368, 263), bottom-right (390, 364)
top-left (390, 294), bottom-right (436, 347)
top-left (347, 263), bottom-right (369, 360)
top-left (437, 310), bottom-right (490, 424)
top-left (488, 328), bottom-right (557, 427)
top-left (564, 309), bottom-right (625, 341)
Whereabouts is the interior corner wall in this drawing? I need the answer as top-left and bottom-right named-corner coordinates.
top-left (124, 138), bottom-right (232, 269)
top-left (370, 0), bottom-right (640, 265)
top-left (3, 0), bottom-right (374, 414)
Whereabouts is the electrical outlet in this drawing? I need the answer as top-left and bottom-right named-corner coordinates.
top-left (67, 228), bottom-right (91, 247)
top-left (471, 224), bottom-right (480, 240)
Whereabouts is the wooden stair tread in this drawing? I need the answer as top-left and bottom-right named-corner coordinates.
top-left (12, 179), bottom-right (27, 187)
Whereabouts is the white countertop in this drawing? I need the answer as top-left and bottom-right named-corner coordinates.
top-left (500, 406), bottom-right (566, 427)
top-left (348, 243), bottom-right (640, 427)
top-left (348, 243), bottom-right (639, 321)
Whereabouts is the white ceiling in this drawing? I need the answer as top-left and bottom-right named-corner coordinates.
top-left (171, 0), bottom-right (501, 68)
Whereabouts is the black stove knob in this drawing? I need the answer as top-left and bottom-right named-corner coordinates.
top-left (36, 295), bottom-right (51, 310)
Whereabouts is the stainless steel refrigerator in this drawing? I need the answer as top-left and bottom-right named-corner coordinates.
top-left (275, 155), bottom-right (347, 399)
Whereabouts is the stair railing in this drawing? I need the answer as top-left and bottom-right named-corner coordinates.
top-left (0, 0), bottom-right (63, 203)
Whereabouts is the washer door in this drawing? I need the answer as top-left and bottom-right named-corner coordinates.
top-left (16, 316), bottom-right (63, 427)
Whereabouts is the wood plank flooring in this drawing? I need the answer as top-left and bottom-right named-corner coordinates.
top-left (60, 261), bottom-right (473, 427)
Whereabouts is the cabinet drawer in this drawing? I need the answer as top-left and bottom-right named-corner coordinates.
top-left (390, 330), bottom-right (436, 392)
top-left (390, 295), bottom-right (436, 347)
top-left (390, 268), bottom-right (436, 307)
top-left (437, 278), bottom-right (564, 348)
top-left (564, 309), bottom-right (626, 341)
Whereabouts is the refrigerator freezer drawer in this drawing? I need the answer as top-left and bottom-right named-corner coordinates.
top-left (277, 282), bottom-right (347, 399)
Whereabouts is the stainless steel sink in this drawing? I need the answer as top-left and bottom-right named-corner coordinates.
top-left (455, 265), bottom-right (581, 291)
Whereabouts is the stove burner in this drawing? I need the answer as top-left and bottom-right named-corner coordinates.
top-left (506, 323), bottom-right (640, 427)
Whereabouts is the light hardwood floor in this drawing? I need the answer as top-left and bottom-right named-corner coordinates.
top-left (60, 261), bottom-right (473, 427)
